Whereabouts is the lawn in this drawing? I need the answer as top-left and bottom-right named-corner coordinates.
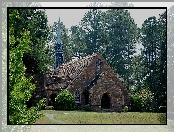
top-left (34, 110), bottom-right (166, 124)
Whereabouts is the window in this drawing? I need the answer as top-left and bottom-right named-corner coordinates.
top-left (96, 59), bottom-right (102, 71)
top-left (74, 90), bottom-right (80, 103)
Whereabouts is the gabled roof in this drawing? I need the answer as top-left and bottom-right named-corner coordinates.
top-left (45, 53), bottom-right (128, 93)
top-left (58, 53), bottom-right (97, 79)
top-left (46, 53), bottom-right (99, 87)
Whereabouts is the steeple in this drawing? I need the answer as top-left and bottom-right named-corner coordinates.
top-left (54, 17), bottom-right (64, 69)
top-left (57, 17), bottom-right (62, 44)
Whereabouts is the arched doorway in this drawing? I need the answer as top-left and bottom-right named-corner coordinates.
top-left (101, 93), bottom-right (110, 109)
top-left (49, 94), bottom-right (57, 107)
top-left (84, 91), bottom-right (89, 105)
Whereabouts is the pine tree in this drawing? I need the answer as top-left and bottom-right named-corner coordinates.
top-left (141, 12), bottom-right (166, 112)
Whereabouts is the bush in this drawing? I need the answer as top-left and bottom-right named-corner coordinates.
top-left (130, 95), bottom-right (143, 112)
top-left (54, 90), bottom-right (77, 111)
top-left (83, 104), bottom-right (92, 111)
top-left (123, 106), bottom-right (128, 112)
top-left (137, 88), bottom-right (154, 112)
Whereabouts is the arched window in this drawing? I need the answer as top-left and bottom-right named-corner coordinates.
top-left (96, 59), bottom-right (102, 71)
top-left (74, 90), bottom-right (80, 103)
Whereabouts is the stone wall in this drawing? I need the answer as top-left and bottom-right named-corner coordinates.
top-left (67, 53), bottom-right (130, 112)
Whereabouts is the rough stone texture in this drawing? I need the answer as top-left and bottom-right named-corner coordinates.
top-left (66, 53), bottom-right (130, 112)
top-left (31, 53), bottom-right (130, 112)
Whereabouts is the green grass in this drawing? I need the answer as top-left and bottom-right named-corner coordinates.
top-left (34, 113), bottom-right (58, 124)
top-left (34, 110), bottom-right (166, 124)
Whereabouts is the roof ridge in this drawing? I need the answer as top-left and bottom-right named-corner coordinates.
top-left (56, 53), bottom-right (97, 69)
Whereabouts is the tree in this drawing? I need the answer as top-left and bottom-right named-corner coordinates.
top-left (129, 55), bottom-right (145, 94)
top-left (70, 25), bottom-right (88, 58)
top-left (141, 12), bottom-right (167, 112)
top-left (156, 11), bottom-right (167, 110)
top-left (70, 9), bottom-right (138, 90)
top-left (70, 9), bottom-right (105, 57)
top-left (9, 9), bottom-right (46, 124)
top-left (9, 8), bottom-right (52, 75)
top-left (102, 9), bottom-right (138, 89)
top-left (3, 2), bottom-right (43, 130)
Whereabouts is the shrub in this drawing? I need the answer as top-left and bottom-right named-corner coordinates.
top-left (123, 106), bottom-right (128, 112)
top-left (137, 88), bottom-right (154, 112)
top-left (54, 90), bottom-right (77, 111)
top-left (130, 95), bottom-right (143, 112)
top-left (83, 104), bottom-right (92, 111)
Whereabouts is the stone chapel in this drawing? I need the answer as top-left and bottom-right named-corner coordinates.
top-left (28, 18), bottom-right (130, 112)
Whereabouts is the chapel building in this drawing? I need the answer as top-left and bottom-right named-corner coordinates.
top-left (28, 18), bottom-right (130, 112)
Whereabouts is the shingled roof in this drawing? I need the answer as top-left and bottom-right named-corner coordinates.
top-left (56, 53), bottom-right (97, 78)
top-left (45, 53), bottom-right (99, 89)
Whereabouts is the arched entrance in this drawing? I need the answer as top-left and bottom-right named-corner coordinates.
top-left (49, 94), bottom-right (57, 107)
top-left (101, 93), bottom-right (110, 109)
top-left (84, 91), bottom-right (89, 105)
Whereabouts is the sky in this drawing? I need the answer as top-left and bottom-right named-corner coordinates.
top-left (40, 2), bottom-right (173, 55)
top-left (44, 8), bottom-right (166, 29)
top-left (40, 2), bottom-right (173, 28)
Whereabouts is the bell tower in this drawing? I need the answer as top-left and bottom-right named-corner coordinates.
top-left (54, 17), bottom-right (64, 69)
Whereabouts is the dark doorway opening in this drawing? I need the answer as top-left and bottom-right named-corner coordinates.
top-left (50, 94), bottom-right (57, 107)
top-left (101, 93), bottom-right (110, 109)
top-left (84, 91), bottom-right (89, 105)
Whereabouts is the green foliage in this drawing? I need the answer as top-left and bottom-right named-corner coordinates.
top-left (55, 90), bottom-right (77, 111)
top-left (123, 106), bottom-right (128, 112)
top-left (137, 88), bottom-right (154, 112)
top-left (9, 8), bottom-right (53, 75)
top-left (83, 104), bottom-right (93, 111)
top-left (130, 95), bottom-right (143, 112)
top-left (43, 7), bottom-right (167, 114)
top-left (129, 55), bottom-right (145, 94)
top-left (140, 11), bottom-right (167, 112)
top-left (70, 9), bottom-right (138, 90)
top-left (9, 9), bottom-right (46, 124)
